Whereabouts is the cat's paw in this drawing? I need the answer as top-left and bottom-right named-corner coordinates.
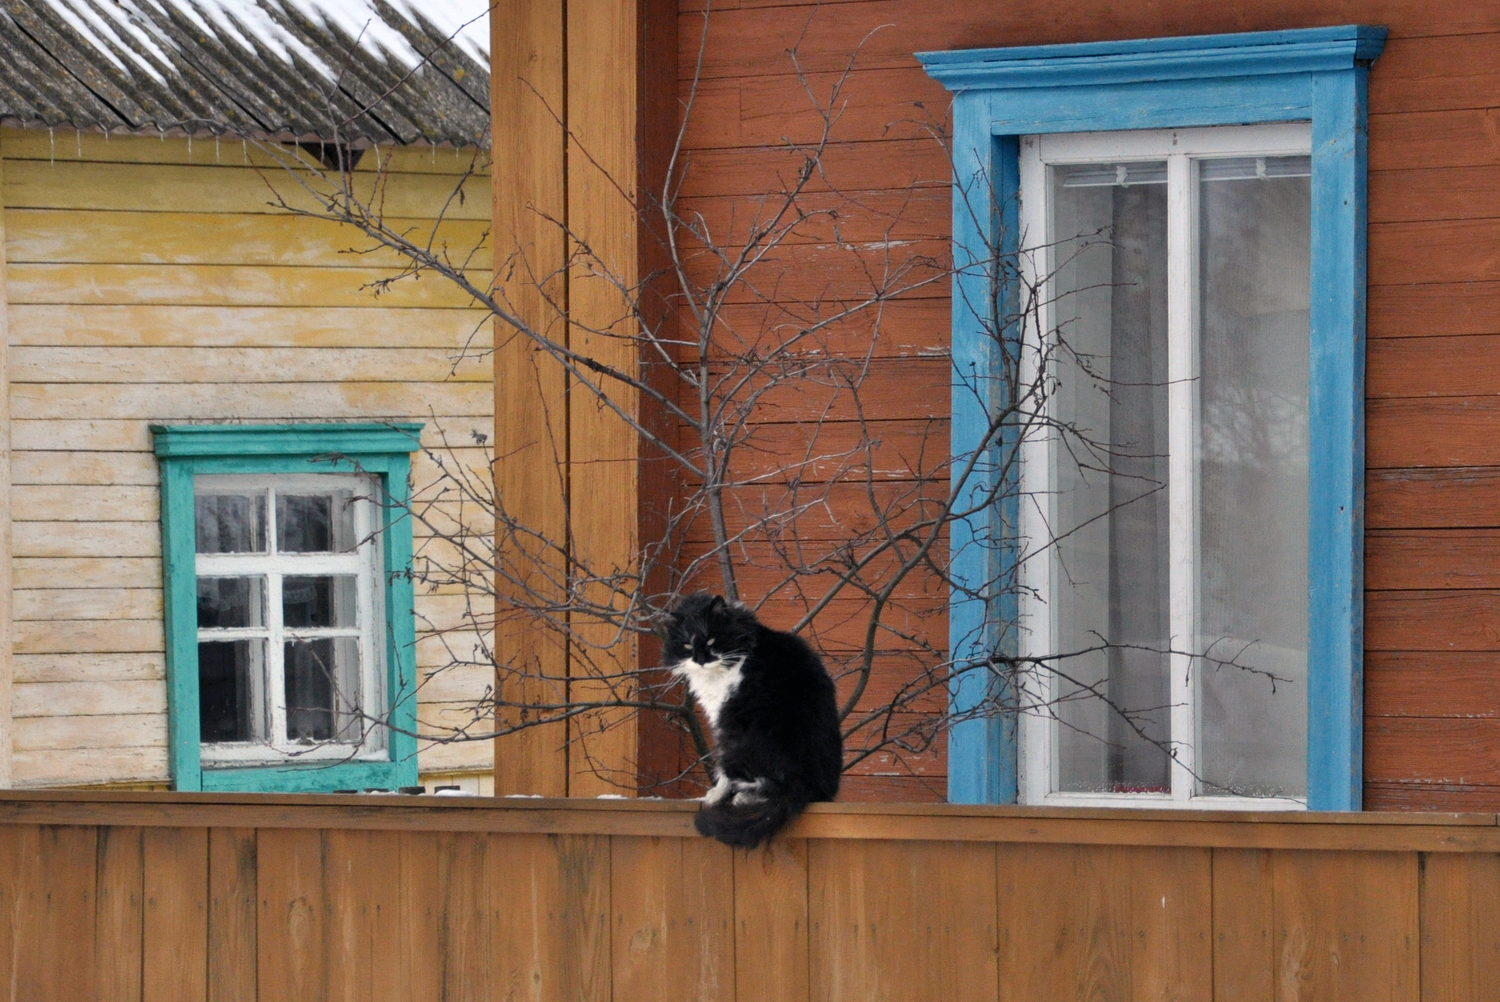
top-left (702, 774), bottom-right (732, 806)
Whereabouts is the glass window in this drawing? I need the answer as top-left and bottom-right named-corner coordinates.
top-left (193, 475), bottom-right (384, 766)
top-left (1020, 125), bottom-right (1311, 806)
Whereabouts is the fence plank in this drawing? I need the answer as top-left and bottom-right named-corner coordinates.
top-left (995, 843), bottom-right (1212, 1000)
top-left (491, 833), bottom-right (611, 1002)
top-left (208, 828), bottom-right (257, 1002)
top-left (0, 826), bottom-right (29, 998)
top-left (1419, 852), bottom-right (1500, 1000)
top-left (1271, 851), bottom-right (1420, 1002)
top-left (811, 839), bottom-right (997, 1002)
top-left (437, 831), bottom-right (492, 1001)
top-left (735, 838), bottom-right (811, 1002)
top-left (257, 828), bottom-right (327, 1000)
top-left (398, 831), bottom-right (442, 1002)
top-left (15, 826), bottom-right (98, 999)
top-left (143, 827), bottom-right (209, 1002)
top-left (611, 835), bottom-right (736, 1002)
top-left (96, 826), bottom-right (144, 1002)
top-left (1212, 848), bottom-right (1275, 1002)
top-left (324, 829), bottom-right (404, 1002)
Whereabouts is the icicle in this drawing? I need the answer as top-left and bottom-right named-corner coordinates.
top-left (215, 133), bottom-right (221, 164)
top-left (48, 127), bottom-right (54, 166)
top-left (431, 142), bottom-right (436, 163)
top-left (187, 132), bottom-right (192, 158)
top-left (241, 138), bottom-right (248, 164)
top-left (75, 128), bottom-right (82, 159)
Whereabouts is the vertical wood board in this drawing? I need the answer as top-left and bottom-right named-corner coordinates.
top-left (611, 834), bottom-right (735, 1002)
top-left (810, 839), bottom-right (998, 1002)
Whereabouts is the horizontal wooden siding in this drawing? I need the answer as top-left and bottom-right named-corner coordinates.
top-left (0, 131), bottom-right (496, 790)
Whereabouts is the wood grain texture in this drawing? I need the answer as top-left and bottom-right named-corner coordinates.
top-left (0, 128), bottom-right (488, 174)
top-left (995, 842), bottom-right (1211, 1001)
top-left (323, 829), bottom-right (404, 1002)
top-left (735, 838), bottom-right (811, 1002)
top-left (1270, 851), bottom-right (1419, 1002)
top-left (208, 828), bottom-right (258, 1002)
top-left (811, 839), bottom-right (997, 1002)
top-left (142, 826), bottom-right (209, 1002)
top-left (2, 160), bottom-right (488, 218)
top-left (398, 831), bottom-right (442, 1002)
top-left (611, 835), bottom-right (735, 1002)
top-left (95, 825), bottom-right (145, 1002)
top-left (1367, 651), bottom-right (1500, 718)
top-left (490, 0), bottom-right (570, 798)
top-left (436, 831), bottom-right (492, 1000)
top-left (0, 149), bottom-right (14, 791)
top-left (1367, 530), bottom-right (1500, 590)
top-left (491, 833), bottom-right (611, 1002)
top-left (7, 303), bottom-right (492, 349)
top-left (255, 828), bottom-right (327, 1000)
top-left (1420, 852), bottom-right (1500, 999)
top-left (564, 0), bottom-right (643, 798)
top-left (16, 825), bottom-right (98, 999)
top-left (1212, 848), bottom-right (1275, 1002)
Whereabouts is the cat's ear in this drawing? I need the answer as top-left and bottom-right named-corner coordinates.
top-left (708, 595), bottom-right (726, 614)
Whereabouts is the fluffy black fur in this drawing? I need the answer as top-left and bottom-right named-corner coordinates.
top-left (665, 593), bottom-right (842, 849)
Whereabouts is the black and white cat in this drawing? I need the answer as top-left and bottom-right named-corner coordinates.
top-left (665, 593), bottom-right (842, 848)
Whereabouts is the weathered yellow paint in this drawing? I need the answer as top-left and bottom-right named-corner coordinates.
top-left (0, 147), bottom-right (13, 787)
top-left (2, 160), bottom-right (490, 219)
top-left (10, 381), bottom-right (491, 420)
top-left (14, 680), bottom-right (166, 717)
top-left (9, 346), bottom-right (492, 384)
top-left (5, 210), bottom-right (490, 269)
top-left (14, 559), bottom-right (161, 592)
top-left (0, 128), bottom-right (491, 176)
top-left (3, 134), bottom-right (496, 787)
top-left (8, 304), bottom-right (493, 348)
top-left (8, 263), bottom-right (488, 308)
top-left (13, 652), bottom-right (165, 684)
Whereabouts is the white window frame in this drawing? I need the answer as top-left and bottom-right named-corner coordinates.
top-left (1016, 122), bottom-right (1312, 811)
top-left (195, 472), bottom-right (388, 767)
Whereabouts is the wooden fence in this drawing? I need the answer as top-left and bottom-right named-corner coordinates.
top-left (0, 792), bottom-right (1497, 999)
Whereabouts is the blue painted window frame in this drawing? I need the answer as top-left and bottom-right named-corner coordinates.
top-left (918, 26), bottom-right (1386, 811)
top-left (152, 423), bottom-right (423, 793)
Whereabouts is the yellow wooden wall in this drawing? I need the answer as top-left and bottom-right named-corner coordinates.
top-left (0, 129), bottom-right (496, 792)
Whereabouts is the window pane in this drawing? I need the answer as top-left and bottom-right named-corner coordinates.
top-left (283, 575), bottom-right (358, 629)
top-left (196, 494), bottom-right (266, 554)
top-left (277, 493), bottom-right (357, 553)
top-left (197, 577), bottom-right (265, 629)
top-left (1049, 162), bottom-right (1172, 793)
top-left (199, 639), bottom-right (265, 742)
top-left (284, 638), bottom-right (361, 742)
top-left (1196, 163), bottom-right (1310, 799)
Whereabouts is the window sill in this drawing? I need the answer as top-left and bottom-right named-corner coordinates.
top-left (198, 759), bottom-right (409, 794)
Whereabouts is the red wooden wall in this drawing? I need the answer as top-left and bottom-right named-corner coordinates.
top-left (670, 0), bottom-right (1500, 807)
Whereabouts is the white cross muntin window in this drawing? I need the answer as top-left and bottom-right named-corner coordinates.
top-left (194, 472), bottom-right (388, 766)
top-left (1017, 123), bottom-right (1313, 809)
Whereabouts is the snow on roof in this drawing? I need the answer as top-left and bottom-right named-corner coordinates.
top-left (0, 0), bottom-right (491, 147)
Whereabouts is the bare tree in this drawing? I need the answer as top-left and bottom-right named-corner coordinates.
top-left (241, 7), bottom-right (1284, 799)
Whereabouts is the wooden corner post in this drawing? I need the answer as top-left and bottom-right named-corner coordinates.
top-left (492, 0), bottom-right (678, 796)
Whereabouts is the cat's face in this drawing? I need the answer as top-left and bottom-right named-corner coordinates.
top-left (664, 593), bottom-right (755, 672)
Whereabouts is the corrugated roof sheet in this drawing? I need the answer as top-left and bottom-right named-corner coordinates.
top-left (0, 0), bottom-right (490, 147)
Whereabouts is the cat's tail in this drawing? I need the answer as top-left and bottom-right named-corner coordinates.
top-left (694, 793), bottom-right (808, 849)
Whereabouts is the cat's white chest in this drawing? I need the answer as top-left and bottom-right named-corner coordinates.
top-left (675, 659), bottom-right (743, 730)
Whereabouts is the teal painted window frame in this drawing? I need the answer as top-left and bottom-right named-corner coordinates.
top-left (152, 423), bottom-right (423, 793)
top-left (918, 26), bottom-right (1386, 811)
